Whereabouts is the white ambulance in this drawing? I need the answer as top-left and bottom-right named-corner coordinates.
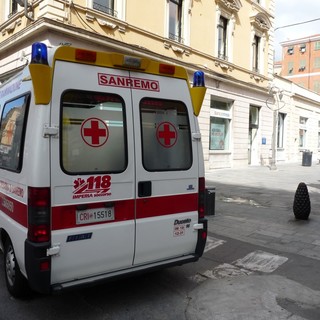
top-left (0, 42), bottom-right (207, 297)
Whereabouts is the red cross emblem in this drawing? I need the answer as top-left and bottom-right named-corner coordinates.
top-left (81, 118), bottom-right (109, 147)
top-left (156, 122), bottom-right (177, 148)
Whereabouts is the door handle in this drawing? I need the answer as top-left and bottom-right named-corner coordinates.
top-left (138, 181), bottom-right (152, 197)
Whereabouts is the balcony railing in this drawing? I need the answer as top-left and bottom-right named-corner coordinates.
top-left (169, 33), bottom-right (184, 44)
top-left (252, 67), bottom-right (260, 73)
top-left (218, 52), bottom-right (228, 61)
top-left (93, 2), bottom-right (117, 17)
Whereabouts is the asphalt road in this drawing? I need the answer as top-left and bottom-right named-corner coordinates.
top-left (1, 229), bottom-right (320, 319)
top-left (1, 163), bottom-right (320, 319)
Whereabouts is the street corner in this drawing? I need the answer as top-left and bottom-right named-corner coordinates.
top-left (185, 274), bottom-right (320, 320)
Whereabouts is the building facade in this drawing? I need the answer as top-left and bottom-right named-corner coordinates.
top-left (280, 34), bottom-right (320, 94)
top-left (1, 0), bottom-right (279, 170)
top-left (272, 75), bottom-right (320, 165)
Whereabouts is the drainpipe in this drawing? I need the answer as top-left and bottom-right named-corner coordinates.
top-left (308, 37), bottom-right (311, 91)
top-left (19, 0), bottom-right (34, 21)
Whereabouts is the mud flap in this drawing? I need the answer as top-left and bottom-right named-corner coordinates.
top-left (25, 240), bottom-right (51, 294)
top-left (195, 218), bottom-right (207, 257)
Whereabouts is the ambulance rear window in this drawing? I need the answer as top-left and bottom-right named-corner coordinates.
top-left (140, 98), bottom-right (192, 171)
top-left (0, 94), bottom-right (30, 172)
top-left (61, 90), bottom-right (127, 174)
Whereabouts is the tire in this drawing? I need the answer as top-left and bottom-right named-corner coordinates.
top-left (4, 239), bottom-right (29, 298)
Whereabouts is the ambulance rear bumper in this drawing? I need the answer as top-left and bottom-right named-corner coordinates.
top-left (51, 254), bottom-right (200, 292)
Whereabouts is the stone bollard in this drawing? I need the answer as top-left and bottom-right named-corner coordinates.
top-left (293, 182), bottom-right (311, 220)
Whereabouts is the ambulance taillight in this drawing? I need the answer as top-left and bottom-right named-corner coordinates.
top-left (31, 42), bottom-right (48, 65)
top-left (27, 187), bottom-right (51, 243)
top-left (75, 49), bottom-right (97, 62)
top-left (159, 64), bottom-right (175, 75)
top-left (198, 177), bottom-right (205, 219)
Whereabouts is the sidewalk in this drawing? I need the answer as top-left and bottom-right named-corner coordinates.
top-left (185, 162), bottom-right (320, 319)
top-left (205, 162), bottom-right (320, 261)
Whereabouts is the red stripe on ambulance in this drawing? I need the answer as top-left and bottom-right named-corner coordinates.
top-left (0, 192), bottom-right (27, 227)
top-left (51, 193), bottom-right (197, 230)
top-left (51, 199), bottom-right (135, 230)
top-left (98, 73), bottom-right (160, 91)
top-left (136, 194), bottom-right (197, 219)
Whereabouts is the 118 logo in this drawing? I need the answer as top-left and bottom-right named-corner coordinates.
top-left (73, 175), bottom-right (111, 199)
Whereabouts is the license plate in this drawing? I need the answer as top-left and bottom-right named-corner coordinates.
top-left (76, 207), bottom-right (115, 225)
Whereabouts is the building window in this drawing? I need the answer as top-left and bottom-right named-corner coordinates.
top-left (299, 60), bottom-right (306, 71)
top-left (300, 44), bottom-right (306, 53)
top-left (217, 16), bottom-right (228, 60)
top-left (299, 117), bottom-right (308, 148)
top-left (287, 61), bottom-right (294, 75)
top-left (8, 0), bottom-right (18, 17)
top-left (252, 35), bottom-right (261, 72)
top-left (169, 0), bottom-right (183, 43)
top-left (209, 100), bottom-right (232, 151)
top-left (315, 41), bottom-right (320, 50)
top-left (314, 81), bottom-right (320, 93)
top-left (287, 46), bottom-right (294, 55)
top-left (318, 121), bottom-right (320, 148)
top-left (93, 0), bottom-right (117, 17)
top-left (277, 113), bottom-right (286, 148)
top-left (249, 106), bottom-right (259, 128)
top-left (314, 57), bottom-right (320, 69)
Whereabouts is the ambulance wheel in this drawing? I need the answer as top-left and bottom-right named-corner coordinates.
top-left (4, 239), bottom-right (29, 298)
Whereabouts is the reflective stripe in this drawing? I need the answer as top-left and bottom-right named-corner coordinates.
top-left (0, 192), bottom-right (198, 230)
top-left (51, 193), bottom-right (198, 230)
top-left (0, 192), bottom-right (27, 227)
top-left (136, 193), bottom-right (198, 219)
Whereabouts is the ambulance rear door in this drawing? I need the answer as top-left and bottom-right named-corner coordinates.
top-left (49, 60), bottom-right (135, 284)
top-left (130, 71), bottom-right (200, 265)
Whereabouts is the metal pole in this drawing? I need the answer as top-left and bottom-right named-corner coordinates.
top-left (270, 108), bottom-right (278, 170)
top-left (266, 86), bottom-right (283, 171)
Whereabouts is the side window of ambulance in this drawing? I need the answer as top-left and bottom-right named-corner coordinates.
top-left (0, 94), bottom-right (30, 172)
top-left (61, 90), bottom-right (127, 174)
top-left (140, 98), bottom-right (192, 171)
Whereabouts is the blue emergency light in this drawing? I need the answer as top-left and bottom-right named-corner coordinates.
top-left (31, 42), bottom-right (48, 65)
top-left (193, 71), bottom-right (205, 87)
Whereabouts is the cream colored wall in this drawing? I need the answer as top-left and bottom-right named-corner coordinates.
top-left (0, 0), bottom-right (278, 170)
top-left (189, 1), bottom-right (215, 55)
top-left (0, 1), bottom-right (273, 87)
top-left (125, 1), bottom-right (166, 36)
top-left (0, 2), bottom-right (4, 24)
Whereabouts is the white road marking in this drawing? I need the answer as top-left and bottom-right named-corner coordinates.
top-left (234, 250), bottom-right (288, 273)
top-left (204, 236), bottom-right (226, 253)
top-left (190, 248), bottom-right (288, 284)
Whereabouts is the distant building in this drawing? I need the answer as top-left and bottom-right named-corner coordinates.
top-left (280, 34), bottom-right (320, 93)
top-left (273, 60), bottom-right (282, 76)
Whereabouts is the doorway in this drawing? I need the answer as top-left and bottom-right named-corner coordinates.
top-left (248, 106), bottom-right (260, 165)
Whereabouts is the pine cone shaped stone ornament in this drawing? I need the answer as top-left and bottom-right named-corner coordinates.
top-left (293, 182), bottom-right (311, 220)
